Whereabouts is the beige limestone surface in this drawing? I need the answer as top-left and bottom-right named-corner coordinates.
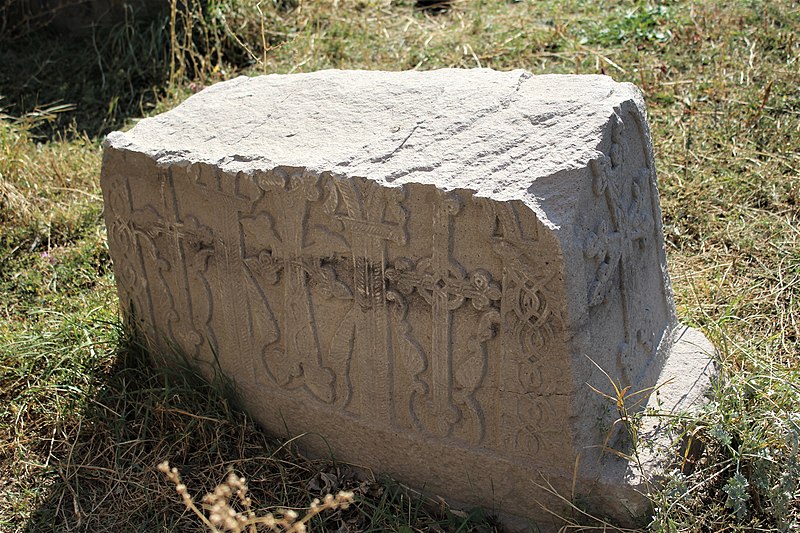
top-left (101, 69), bottom-right (714, 530)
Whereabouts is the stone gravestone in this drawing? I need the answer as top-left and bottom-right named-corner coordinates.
top-left (101, 69), bottom-right (714, 529)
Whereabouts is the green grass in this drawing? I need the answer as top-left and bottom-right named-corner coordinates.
top-left (1, 0), bottom-right (798, 531)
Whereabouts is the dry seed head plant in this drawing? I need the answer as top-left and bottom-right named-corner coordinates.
top-left (158, 461), bottom-right (354, 533)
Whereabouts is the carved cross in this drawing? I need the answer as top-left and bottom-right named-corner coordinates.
top-left (387, 192), bottom-right (501, 438)
top-left (128, 174), bottom-right (215, 358)
top-left (584, 118), bottom-right (657, 382)
top-left (323, 178), bottom-right (407, 417)
top-left (241, 170), bottom-right (337, 403)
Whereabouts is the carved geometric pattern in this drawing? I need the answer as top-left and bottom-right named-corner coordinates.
top-left (480, 199), bottom-right (564, 454)
top-left (107, 165), bottom-right (565, 455)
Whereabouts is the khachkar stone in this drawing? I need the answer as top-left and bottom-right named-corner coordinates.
top-left (101, 69), bottom-right (714, 530)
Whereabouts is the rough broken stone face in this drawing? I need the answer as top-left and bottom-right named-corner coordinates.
top-left (101, 69), bottom-right (714, 529)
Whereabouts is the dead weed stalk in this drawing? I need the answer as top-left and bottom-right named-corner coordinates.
top-left (158, 460), bottom-right (354, 533)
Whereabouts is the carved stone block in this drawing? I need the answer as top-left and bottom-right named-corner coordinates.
top-left (101, 69), bottom-right (714, 529)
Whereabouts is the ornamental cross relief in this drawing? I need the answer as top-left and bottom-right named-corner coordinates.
top-left (387, 192), bottom-right (501, 442)
top-left (239, 170), bottom-right (351, 404)
top-left (109, 164), bottom-right (566, 455)
top-left (105, 169), bottom-right (215, 362)
top-left (584, 113), bottom-right (658, 383)
top-left (324, 177), bottom-right (408, 420)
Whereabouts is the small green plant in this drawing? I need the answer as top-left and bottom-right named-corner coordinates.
top-left (650, 347), bottom-right (800, 531)
top-left (580, 5), bottom-right (673, 47)
top-left (723, 471), bottom-right (750, 520)
top-left (585, 356), bottom-right (669, 470)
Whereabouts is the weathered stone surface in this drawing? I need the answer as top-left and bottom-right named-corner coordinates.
top-left (101, 69), bottom-right (714, 530)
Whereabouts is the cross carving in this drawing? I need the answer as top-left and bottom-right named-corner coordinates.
top-left (386, 192), bottom-right (500, 438)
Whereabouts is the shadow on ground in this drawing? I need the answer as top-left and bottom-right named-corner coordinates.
top-left (0, 10), bottom-right (171, 139)
top-left (18, 338), bottom-right (351, 532)
top-left (18, 336), bottom-right (490, 532)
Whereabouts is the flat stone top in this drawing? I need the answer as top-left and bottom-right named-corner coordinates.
top-left (106, 68), bottom-right (645, 202)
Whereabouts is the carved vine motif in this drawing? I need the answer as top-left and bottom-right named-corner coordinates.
top-left (584, 113), bottom-right (658, 382)
top-left (386, 192), bottom-right (501, 443)
top-left (242, 251), bottom-right (352, 300)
